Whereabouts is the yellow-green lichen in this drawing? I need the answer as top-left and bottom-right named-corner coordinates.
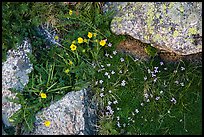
top-left (188, 27), bottom-right (197, 35)
top-left (173, 30), bottom-right (179, 37)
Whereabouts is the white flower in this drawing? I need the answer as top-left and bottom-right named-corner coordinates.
top-left (180, 82), bottom-right (184, 86)
top-left (106, 105), bottom-right (111, 110)
top-left (153, 78), bottom-right (157, 82)
top-left (128, 117), bottom-right (131, 120)
top-left (101, 87), bottom-right (104, 91)
top-left (109, 55), bottom-right (113, 59)
top-left (108, 43), bottom-right (112, 47)
top-left (113, 50), bottom-right (117, 55)
top-left (164, 67), bottom-right (167, 70)
top-left (155, 96), bottom-right (160, 100)
top-left (170, 97), bottom-right (177, 104)
top-left (121, 80), bottom-right (126, 86)
top-left (140, 102), bottom-right (144, 106)
top-left (160, 90), bottom-right (163, 94)
top-left (123, 123), bottom-right (126, 127)
top-left (116, 116), bottom-right (120, 120)
top-left (132, 112), bottom-right (135, 116)
top-left (120, 58), bottom-right (124, 62)
top-left (174, 70), bottom-right (177, 73)
top-left (117, 121), bottom-right (121, 128)
top-left (104, 72), bottom-right (109, 76)
top-left (122, 80), bottom-right (126, 83)
top-left (107, 64), bottom-right (111, 67)
top-left (108, 75), bottom-right (110, 79)
top-left (100, 93), bottom-right (104, 97)
top-left (147, 69), bottom-right (151, 73)
top-left (108, 90), bottom-right (112, 93)
top-left (113, 100), bottom-right (118, 104)
top-left (101, 65), bottom-right (104, 68)
top-left (144, 76), bottom-right (147, 81)
top-left (105, 53), bottom-right (109, 57)
top-left (135, 109), bottom-right (139, 113)
top-left (119, 70), bottom-right (122, 74)
top-left (95, 81), bottom-right (98, 85)
top-left (134, 58), bottom-right (139, 62)
top-left (99, 80), bottom-right (103, 84)
top-left (146, 99), bottom-right (150, 102)
top-left (111, 70), bottom-right (115, 75)
top-left (181, 67), bottom-right (185, 71)
top-left (144, 93), bottom-right (149, 98)
top-left (116, 107), bottom-right (120, 110)
top-left (167, 110), bottom-right (170, 113)
top-left (174, 81), bottom-right (179, 84)
top-left (109, 109), bottom-right (114, 115)
top-left (108, 101), bottom-right (112, 105)
top-left (160, 61), bottom-right (164, 65)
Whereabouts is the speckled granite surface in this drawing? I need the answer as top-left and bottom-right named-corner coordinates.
top-left (104, 2), bottom-right (202, 55)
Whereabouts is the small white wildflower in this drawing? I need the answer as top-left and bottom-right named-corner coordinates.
top-left (108, 101), bottom-right (112, 105)
top-left (113, 50), bottom-right (117, 55)
top-left (117, 116), bottom-right (120, 120)
top-left (106, 105), bottom-right (111, 110)
top-left (111, 70), bottom-right (115, 75)
top-left (100, 93), bottom-right (104, 97)
top-left (181, 67), bottom-right (185, 71)
top-left (108, 43), bottom-right (112, 47)
top-left (140, 102), bottom-right (144, 106)
top-left (155, 96), bottom-right (160, 100)
top-left (109, 109), bottom-right (114, 115)
top-left (160, 61), bottom-right (164, 65)
top-left (117, 121), bottom-right (121, 128)
top-left (105, 112), bottom-right (109, 116)
top-left (105, 53), bottom-right (109, 57)
top-left (128, 117), bottom-right (131, 120)
top-left (146, 99), bottom-right (150, 102)
top-left (117, 107), bottom-right (120, 110)
top-left (101, 65), bottom-right (104, 68)
top-left (147, 69), bottom-right (151, 73)
top-left (113, 100), bottom-right (118, 104)
top-left (171, 97), bottom-right (177, 104)
top-left (164, 67), bottom-right (167, 70)
top-left (160, 90), bottom-right (163, 94)
top-left (127, 123), bottom-right (130, 126)
top-left (134, 58), bottom-right (139, 62)
top-left (150, 94), bottom-right (153, 98)
top-left (167, 110), bottom-right (170, 113)
top-left (109, 55), bottom-right (113, 59)
top-left (108, 75), bottom-right (110, 79)
top-left (152, 73), bottom-right (156, 77)
top-left (144, 93), bottom-right (149, 98)
top-left (123, 123), bottom-right (126, 127)
top-left (120, 58), bottom-right (124, 62)
top-left (101, 87), bottom-right (104, 91)
top-left (95, 81), bottom-right (98, 85)
top-left (180, 82), bottom-right (184, 86)
top-left (99, 80), bottom-right (103, 84)
top-left (121, 80), bottom-right (126, 86)
top-left (132, 120), bottom-right (135, 123)
top-left (174, 80), bottom-right (179, 84)
top-left (174, 70), bottom-right (177, 73)
top-left (153, 78), bottom-right (157, 82)
top-left (107, 64), bottom-right (111, 67)
top-left (108, 90), bottom-right (112, 93)
top-left (104, 72), bottom-right (109, 76)
top-left (122, 80), bottom-right (126, 83)
top-left (119, 70), bottom-right (122, 74)
top-left (144, 76), bottom-right (147, 81)
top-left (179, 119), bottom-right (183, 122)
top-left (135, 109), bottom-right (139, 113)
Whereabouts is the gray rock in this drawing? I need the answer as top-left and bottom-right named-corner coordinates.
top-left (2, 38), bottom-right (33, 128)
top-left (23, 89), bottom-right (97, 135)
top-left (104, 2), bottom-right (202, 55)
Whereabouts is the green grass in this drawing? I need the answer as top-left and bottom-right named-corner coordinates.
top-left (4, 2), bottom-right (202, 135)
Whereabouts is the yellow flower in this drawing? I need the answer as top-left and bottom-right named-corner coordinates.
top-left (93, 33), bottom-right (97, 37)
top-left (64, 68), bottom-right (70, 74)
top-left (84, 39), bottom-right (88, 43)
top-left (70, 44), bottom-right (77, 51)
top-left (40, 93), bottom-right (47, 99)
top-left (99, 40), bottom-right (106, 46)
top-left (88, 32), bottom-right (93, 38)
top-left (54, 35), bottom-right (59, 40)
top-left (69, 10), bottom-right (73, 15)
top-left (69, 60), bottom-right (73, 65)
top-left (78, 37), bottom-right (84, 44)
top-left (44, 120), bottom-right (51, 127)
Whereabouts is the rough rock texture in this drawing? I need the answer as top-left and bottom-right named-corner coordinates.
top-left (2, 39), bottom-right (33, 128)
top-left (104, 2), bottom-right (202, 55)
top-left (23, 89), bottom-right (98, 135)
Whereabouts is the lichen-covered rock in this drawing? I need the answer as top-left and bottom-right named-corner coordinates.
top-left (104, 2), bottom-right (202, 55)
top-left (23, 89), bottom-right (97, 135)
top-left (2, 38), bottom-right (33, 128)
